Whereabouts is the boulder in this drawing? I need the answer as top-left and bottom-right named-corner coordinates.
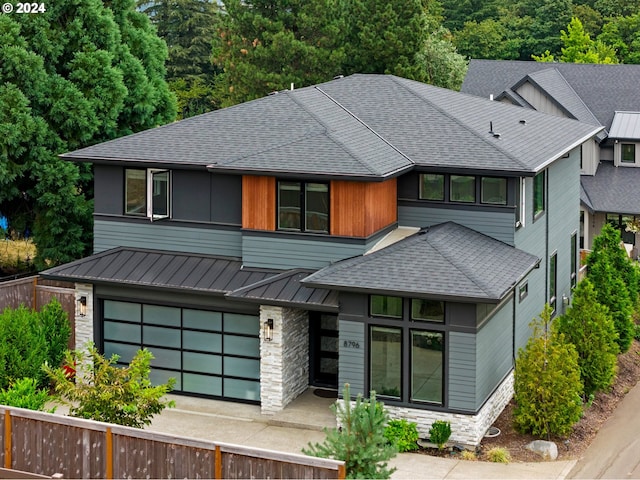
top-left (525, 440), bottom-right (558, 460)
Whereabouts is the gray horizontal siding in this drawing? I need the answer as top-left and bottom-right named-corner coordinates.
top-left (448, 331), bottom-right (477, 412)
top-left (476, 299), bottom-right (514, 407)
top-left (94, 219), bottom-right (242, 258)
top-left (339, 320), bottom-right (365, 396)
top-left (242, 234), bottom-right (377, 269)
top-left (398, 205), bottom-right (515, 245)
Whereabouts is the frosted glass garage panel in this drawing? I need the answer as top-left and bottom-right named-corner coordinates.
top-left (224, 335), bottom-right (259, 356)
top-left (104, 300), bottom-right (141, 322)
top-left (224, 313), bottom-right (259, 335)
top-left (104, 321), bottom-right (140, 343)
top-left (104, 342), bottom-right (139, 364)
top-left (143, 325), bottom-right (180, 348)
top-left (151, 368), bottom-right (180, 390)
top-left (183, 331), bottom-right (221, 353)
top-left (224, 357), bottom-right (259, 379)
top-left (183, 352), bottom-right (222, 375)
top-left (148, 347), bottom-right (181, 370)
top-left (224, 378), bottom-right (260, 401)
top-left (184, 374), bottom-right (221, 396)
top-left (143, 304), bottom-right (180, 326)
top-left (183, 309), bottom-right (222, 331)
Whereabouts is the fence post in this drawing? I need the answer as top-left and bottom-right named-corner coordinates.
top-left (32, 276), bottom-right (38, 311)
top-left (214, 445), bottom-right (222, 479)
top-left (106, 427), bottom-right (113, 479)
top-left (338, 463), bottom-right (346, 479)
top-left (4, 410), bottom-right (11, 469)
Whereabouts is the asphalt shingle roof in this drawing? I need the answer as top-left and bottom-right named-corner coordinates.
top-left (581, 162), bottom-right (640, 215)
top-left (302, 222), bottom-right (539, 302)
top-left (63, 74), bottom-right (601, 177)
top-left (462, 60), bottom-right (640, 132)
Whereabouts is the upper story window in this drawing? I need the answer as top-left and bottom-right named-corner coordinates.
top-left (481, 177), bottom-right (507, 205)
top-left (621, 144), bottom-right (636, 164)
top-left (419, 174), bottom-right (444, 201)
top-left (450, 175), bottom-right (475, 203)
top-left (370, 295), bottom-right (403, 318)
top-left (549, 251), bottom-right (557, 315)
top-left (411, 299), bottom-right (444, 323)
top-left (571, 232), bottom-right (578, 288)
top-left (277, 181), bottom-right (329, 233)
top-left (125, 168), bottom-right (170, 220)
top-left (533, 171), bottom-right (545, 219)
top-left (516, 178), bottom-right (526, 228)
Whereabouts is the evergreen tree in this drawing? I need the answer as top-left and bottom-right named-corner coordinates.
top-left (212, 0), bottom-right (347, 107)
top-left (555, 279), bottom-right (618, 399)
top-left (304, 384), bottom-right (397, 479)
top-left (139, 0), bottom-right (220, 118)
top-left (0, 0), bottom-right (176, 268)
top-left (514, 305), bottom-right (583, 439)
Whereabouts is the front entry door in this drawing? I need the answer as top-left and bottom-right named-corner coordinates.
top-left (310, 313), bottom-right (339, 389)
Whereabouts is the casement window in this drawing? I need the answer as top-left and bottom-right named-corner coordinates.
top-left (125, 168), bottom-right (170, 220)
top-left (277, 181), bottom-right (329, 233)
top-left (450, 175), bottom-right (475, 203)
top-left (419, 174), bottom-right (445, 201)
top-left (516, 178), bottom-right (526, 228)
top-left (533, 171), bottom-right (545, 219)
top-left (481, 177), bottom-right (507, 205)
top-left (621, 144), bottom-right (636, 164)
top-left (518, 281), bottom-right (528, 302)
top-left (571, 232), bottom-right (578, 288)
top-left (549, 252), bottom-right (557, 315)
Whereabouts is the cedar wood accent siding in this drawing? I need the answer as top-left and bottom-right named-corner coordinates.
top-left (330, 179), bottom-right (397, 237)
top-left (242, 176), bottom-right (276, 231)
top-left (242, 176), bottom-right (397, 238)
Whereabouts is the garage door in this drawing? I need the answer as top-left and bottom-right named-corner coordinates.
top-left (102, 300), bottom-right (260, 402)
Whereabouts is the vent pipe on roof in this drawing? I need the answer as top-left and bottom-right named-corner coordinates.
top-left (490, 94), bottom-right (494, 101)
top-left (291, 83), bottom-right (294, 90)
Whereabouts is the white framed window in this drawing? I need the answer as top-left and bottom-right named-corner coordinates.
top-left (125, 168), bottom-right (171, 221)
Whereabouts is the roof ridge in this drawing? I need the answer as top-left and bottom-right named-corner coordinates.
top-left (390, 76), bottom-right (530, 171)
top-left (313, 85), bottom-right (416, 175)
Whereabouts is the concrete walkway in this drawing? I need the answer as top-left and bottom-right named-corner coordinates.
top-left (145, 388), bottom-right (578, 479)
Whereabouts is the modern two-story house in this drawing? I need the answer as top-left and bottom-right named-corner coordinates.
top-left (462, 60), bottom-right (640, 255)
top-left (43, 74), bottom-right (601, 446)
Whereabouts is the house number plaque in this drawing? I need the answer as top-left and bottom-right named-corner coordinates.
top-left (343, 340), bottom-right (360, 349)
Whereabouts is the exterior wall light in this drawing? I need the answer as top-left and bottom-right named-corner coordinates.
top-left (78, 296), bottom-right (87, 317)
top-left (263, 318), bottom-right (274, 342)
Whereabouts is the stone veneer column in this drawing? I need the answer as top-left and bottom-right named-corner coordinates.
top-left (74, 283), bottom-right (94, 350)
top-left (260, 305), bottom-right (309, 414)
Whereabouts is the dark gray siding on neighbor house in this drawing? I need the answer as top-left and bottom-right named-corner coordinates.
top-left (94, 165), bottom-right (124, 214)
top-left (94, 219), bottom-right (242, 257)
top-left (448, 331), bottom-right (476, 411)
top-left (475, 298), bottom-right (514, 408)
top-left (398, 205), bottom-right (515, 245)
top-left (241, 232), bottom-right (385, 270)
top-left (338, 320), bottom-right (365, 395)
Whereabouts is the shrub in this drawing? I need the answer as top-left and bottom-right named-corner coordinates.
top-left (384, 418), bottom-right (419, 452)
top-left (44, 343), bottom-right (175, 428)
top-left (486, 447), bottom-right (511, 464)
top-left (555, 279), bottom-right (618, 399)
top-left (514, 305), bottom-right (583, 438)
top-left (429, 420), bottom-right (451, 450)
top-left (459, 450), bottom-right (477, 461)
top-left (0, 305), bottom-right (49, 388)
top-left (39, 299), bottom-right (72, 370)
top-left (0, 377), bottom-right (53, 412)
top-left (303, 384), bottom-right (397, 479)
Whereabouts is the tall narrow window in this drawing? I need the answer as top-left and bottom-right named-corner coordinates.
top-left (419, 174), bottom-right (444, 201)
top-left (481, 177), bottom-right (507, 205)
top-left (516, 178), bottom-right (526, 228)
top-left (621, 144), bottom-right (636, 164)
top-left (125, 169), bottom-right (146, 215)
top-left (571, 232), bottom-right (578, 288)
top-left (549, 252), bottom-right (557, 315)
top-left (370, 326), bottom-right (401, 399)
top-left (411, 331), bottom-right (443, 404)
top-left (450, 175), bottom-right (475, 203)
top-left (277, 181), bottom-right (329, 233)
top-left (150, 170), bottom-right (170, 220)
top-left (533, 171), bottom-right (545, 218)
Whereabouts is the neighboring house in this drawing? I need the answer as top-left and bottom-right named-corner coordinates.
top-left (462, 60), bottom-right (640, 255)
top-left (42, 74), bottom-right (601, 446)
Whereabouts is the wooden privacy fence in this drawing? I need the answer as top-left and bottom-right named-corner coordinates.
top-left (0, 406), bottom-right (345, 479)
